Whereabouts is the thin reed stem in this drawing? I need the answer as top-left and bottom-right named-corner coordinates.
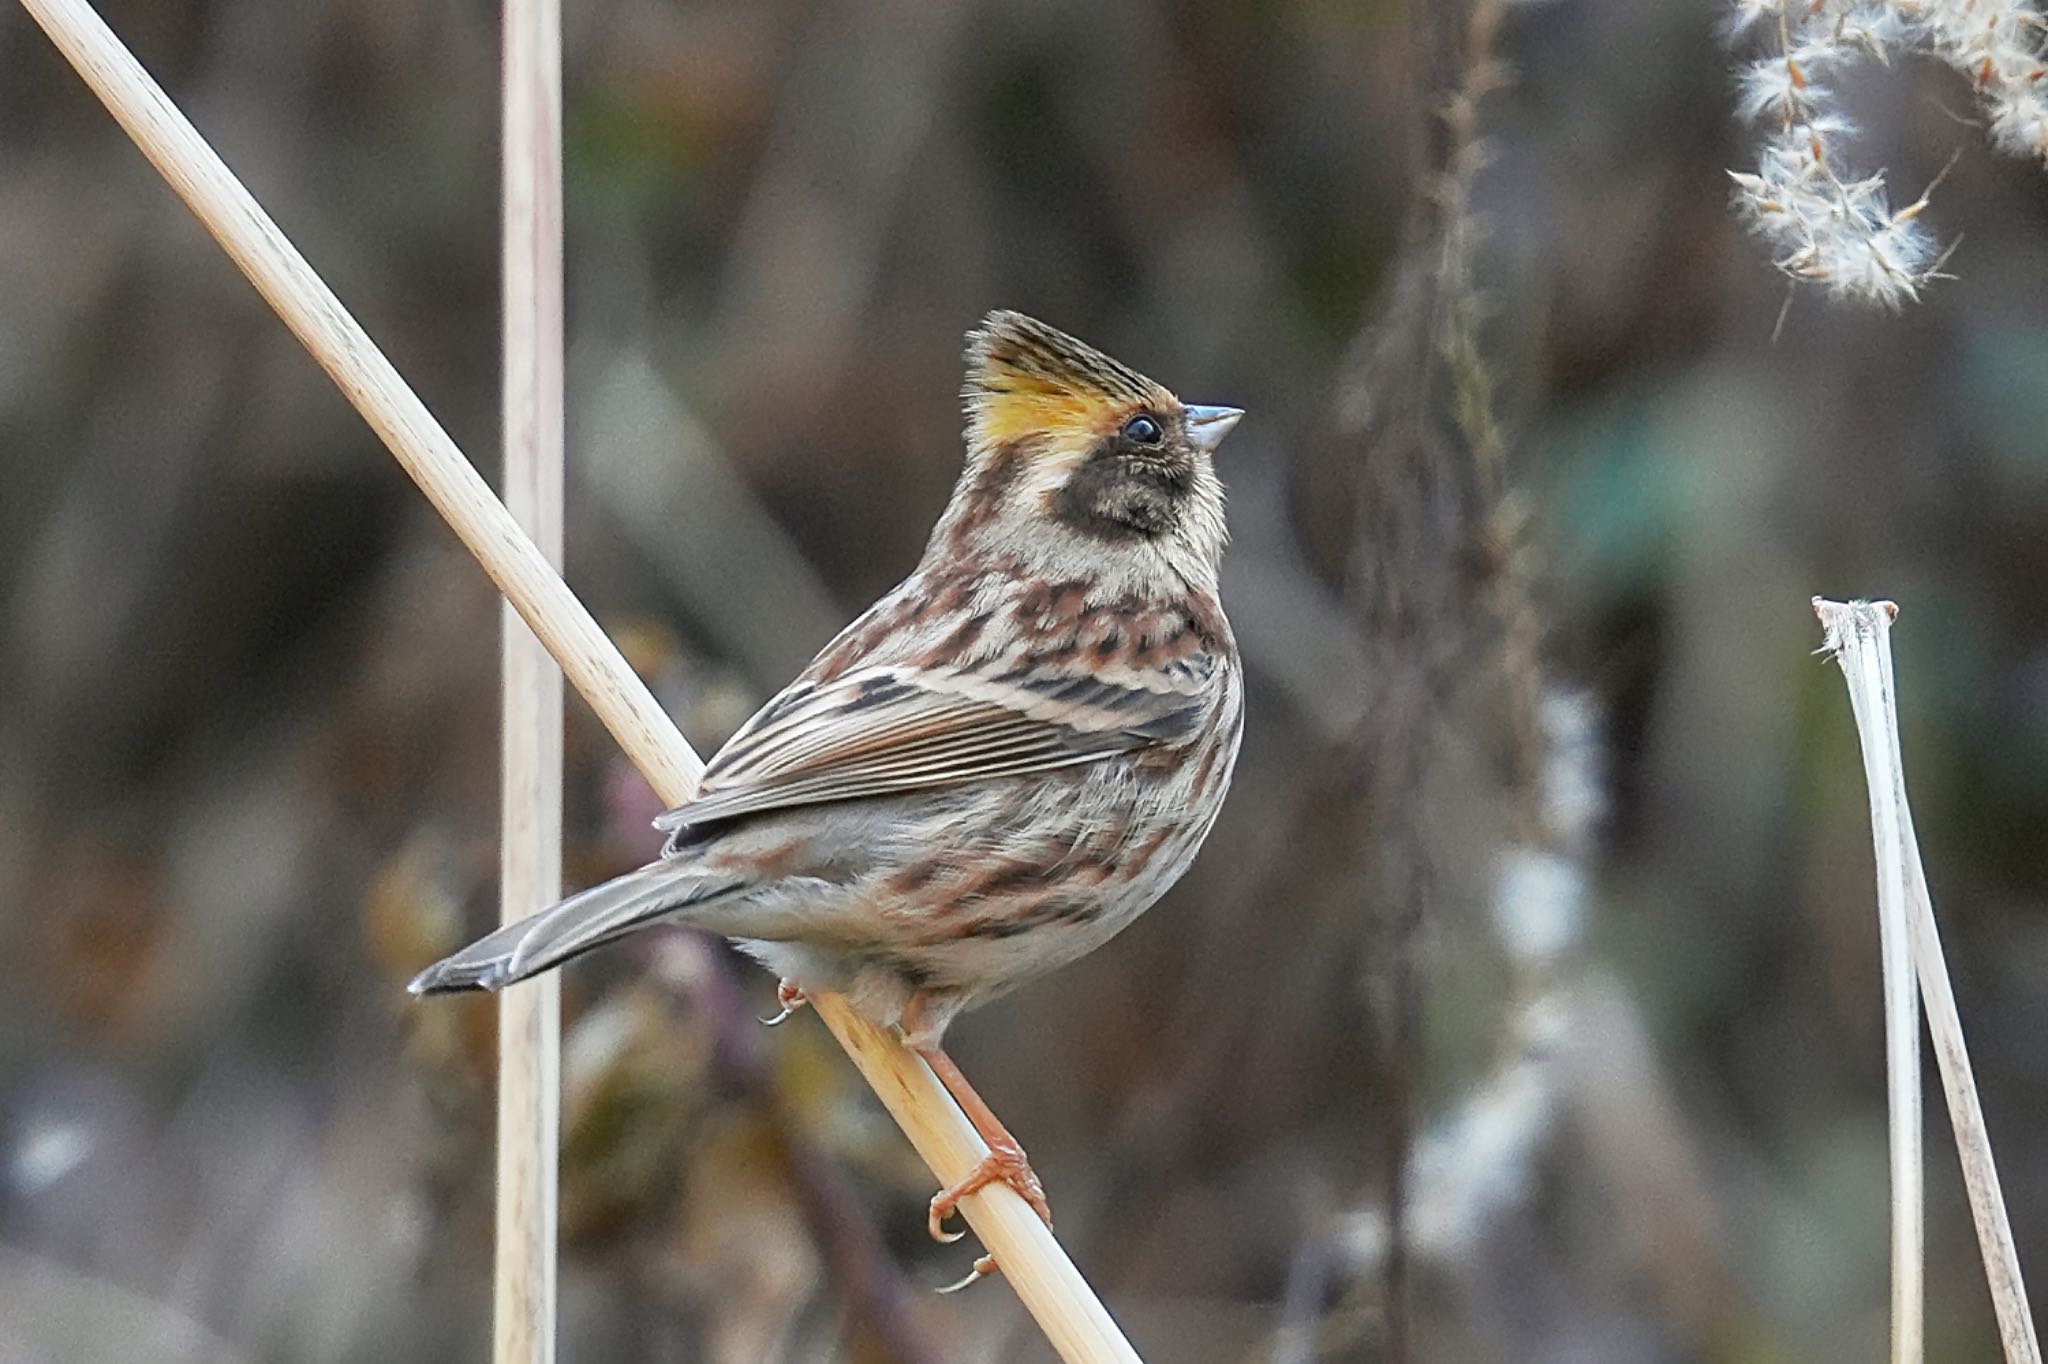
top-left (1816, 599), bottom-right (1923, 1362)
top-left (1815, 598), bottom-right (2039, 1364)
top-left (15, 1), bottom-right (1142, 1358)
top-left (495, 1), bottom-right (565, 1361)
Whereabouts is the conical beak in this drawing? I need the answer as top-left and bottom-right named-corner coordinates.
top-left (1184, 404), bottom-right (1245, 455)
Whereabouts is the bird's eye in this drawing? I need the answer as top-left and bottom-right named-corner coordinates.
top-left (1122, 414), bottom-right (1163, 445)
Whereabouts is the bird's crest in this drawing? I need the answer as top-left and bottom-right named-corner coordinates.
top-left (963, 311), bottom-right (1168, 450)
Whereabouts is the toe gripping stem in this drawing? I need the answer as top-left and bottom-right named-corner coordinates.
top-left (761, 978), bottom-right (808, 1027)
top-left (937, 1256), bottom-right (998, 1294)
top-left (924, 1137), bottom-right (1051, 1291)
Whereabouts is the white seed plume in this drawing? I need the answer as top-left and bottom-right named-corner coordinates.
top-left (1728, 0), bottom-right (2048, 305)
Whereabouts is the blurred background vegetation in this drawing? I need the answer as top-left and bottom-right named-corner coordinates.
top-left (3, 0), bottom-right (2047, 1360)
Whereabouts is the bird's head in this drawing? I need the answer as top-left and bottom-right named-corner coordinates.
top-left (935, 310), bottom-right (1242, 593)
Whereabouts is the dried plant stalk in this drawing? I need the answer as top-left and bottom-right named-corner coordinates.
top-left (1816, 599), bottom-right (1922, 1362)
top-left (16, 1), bottom-right (1143, 1358)
top-left (496, 0), bottom-right (565, 1361)
top-left (1815, 598), bottom-right (2040, 1364)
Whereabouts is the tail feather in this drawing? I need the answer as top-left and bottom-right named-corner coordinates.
top-left (407, 861), bottom-right (743, 995)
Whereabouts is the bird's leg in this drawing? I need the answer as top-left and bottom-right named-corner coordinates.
top-left (904, 1025), bottom-right (1053, 1241)
top-left (761, 978), bottom-right (808, 1027)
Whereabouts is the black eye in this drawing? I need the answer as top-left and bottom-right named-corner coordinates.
top-left (1122, 414), bottom-right (1163, 445)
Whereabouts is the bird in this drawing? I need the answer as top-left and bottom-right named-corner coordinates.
top-left (410, 309), bottom-right (1244, 1260)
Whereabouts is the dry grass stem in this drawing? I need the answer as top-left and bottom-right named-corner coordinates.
top-left (1814, 598), bottom-right (2040, 1364)
top-left (495, 1), bottom-right (565, 1360)
top-left (1814, 598), bottom-right (1922, 1362)
top-left (17, 1), bottom-right (1143, 1358)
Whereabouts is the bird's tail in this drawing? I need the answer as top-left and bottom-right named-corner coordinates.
top-left (407, 860), bottom-right (744, 995)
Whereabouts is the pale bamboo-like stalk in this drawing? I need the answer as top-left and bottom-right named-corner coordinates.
top-left (16, 2), bottom-right (1143, 1358)
top-left (1901, 801), bottom-right (2039, 1364)
top-left (1815, 598), bottom-right (2039, 1364)
top-left (1817, 598), bottom-right (1922, 1363)
top-left (496, 1), bottom-right (564, 1361)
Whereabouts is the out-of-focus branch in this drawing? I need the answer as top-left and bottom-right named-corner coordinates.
top-left (1329, 2), bottom-right (1521, 1356)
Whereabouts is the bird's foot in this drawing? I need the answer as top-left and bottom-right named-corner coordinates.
top-left (926, 1136), bottom-right (1052, 1243)
top-left (761, 978), bottom-right (808, 1027)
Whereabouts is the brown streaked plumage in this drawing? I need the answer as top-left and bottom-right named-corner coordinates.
top-left (410, 310), bottom-right (1245, 1262)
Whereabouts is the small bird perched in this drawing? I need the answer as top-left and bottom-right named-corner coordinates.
top-left (412, 310), bottom-right (1244, 1256)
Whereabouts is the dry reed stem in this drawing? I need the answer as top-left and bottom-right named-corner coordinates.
top-left (1816, 598), bottom-right (1923, 1362)
top-left (1902, 812), bottom-right (2041, 1364)
top-left (15, 1), bottom-right (1143, 1358)
top-left (1815, 598), bottom-right (2040, 1364)
top-left (496, 1), bottom-right (565, 1361)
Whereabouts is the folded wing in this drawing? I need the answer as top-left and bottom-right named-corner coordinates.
top-left (655, 659), bottom-right (1215, 835)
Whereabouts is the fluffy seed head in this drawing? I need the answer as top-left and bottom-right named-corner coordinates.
top-left (1725, 0), bottom-right (2048, 306)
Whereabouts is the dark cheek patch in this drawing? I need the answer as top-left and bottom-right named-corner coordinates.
top-left (1054, 451), bottom-right (1189, 540)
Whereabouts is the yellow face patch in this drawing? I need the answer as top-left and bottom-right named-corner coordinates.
top-left (969, 375), bottom-right (1127, 451)
top-left (962, 310), bottom-right (1175, 454)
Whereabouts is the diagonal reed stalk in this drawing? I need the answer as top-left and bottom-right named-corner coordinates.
top-left (1815, 598), bottom-right (2040, 1364)
top-left (15, 1), bottom-right (1144, 1359)
top-left (496, 0), bottom-right (565, 1360)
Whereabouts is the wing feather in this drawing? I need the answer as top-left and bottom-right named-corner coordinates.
top-left (653, 660), bottom-right (1213, 834)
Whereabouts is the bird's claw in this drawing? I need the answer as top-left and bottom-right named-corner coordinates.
top-left (937, 1255), bottom-right (998, 1294)
top-left (925, 1139), bottom-right (1052, 1244)
top-left (760, 978), bottom-right (808, 1027)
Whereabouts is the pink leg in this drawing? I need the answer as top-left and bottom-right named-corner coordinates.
top-left (900, 993), bottom-right (1053, 1259)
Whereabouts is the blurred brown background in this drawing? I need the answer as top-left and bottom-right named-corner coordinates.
top-left (3, 0), bottom-right (2047, 1360)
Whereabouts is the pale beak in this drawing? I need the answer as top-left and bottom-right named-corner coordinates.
top-left (1183, 404), bottom-right (1245, 454)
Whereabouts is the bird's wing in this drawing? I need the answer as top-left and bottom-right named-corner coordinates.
top-left (653, 659), bottom-right (1216, 834)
